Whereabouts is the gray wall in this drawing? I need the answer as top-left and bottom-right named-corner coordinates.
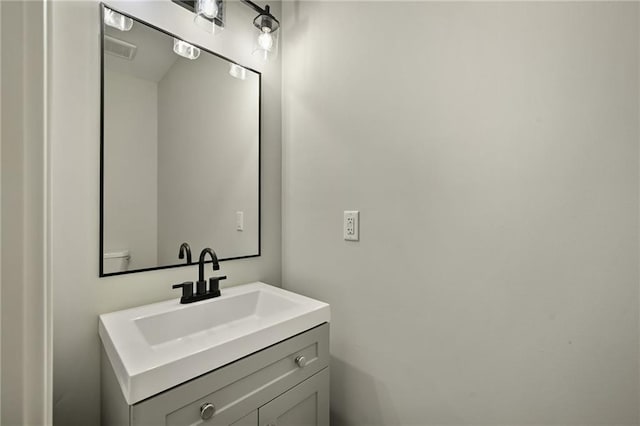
top-left (103, 69), bottom-right (159, 270)
top-left (1, 4), bottom-right (25, 422)
top-left (50, 1), bottom-right (281, 424)
top-left (1, 0), bottom-right (49, 424)
top-left (282, 2), bottom-right (640, 424)
top-left (0, 1), bottom-right (51, 425)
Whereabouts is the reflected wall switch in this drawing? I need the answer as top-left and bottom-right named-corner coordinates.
top-left (344, 211), bottom-right (359, 241)
top-left (236, 211), bottom-right (244, 231)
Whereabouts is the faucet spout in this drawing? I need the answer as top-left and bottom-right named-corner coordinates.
top-left (198, 248), bottom-right (220, 283)
top-left (178, 242), bottom-right (192, 264)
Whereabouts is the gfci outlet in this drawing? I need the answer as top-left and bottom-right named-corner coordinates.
top-left (344, 211), bottom-right (359, 241)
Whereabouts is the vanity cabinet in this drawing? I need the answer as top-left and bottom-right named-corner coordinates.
top-left (101, 323), bottom-right (329, 426)
top-left (258, 368), bottom-right (329, 426)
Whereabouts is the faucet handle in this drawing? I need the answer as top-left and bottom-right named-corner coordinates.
top-left (172, 281), bottom-right (194, 303)
top-left (208, 275), bottom-right (226, 297)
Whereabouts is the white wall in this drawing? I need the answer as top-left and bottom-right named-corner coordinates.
top-left (103, 69), bottom-right (159, 271)
top-left (1, 4), bottom-right (25, 422)
top-left (282, 2), bottom-right (640, 424)
top-left (50, 1), bottom-right (281, 424)
top-left (1, 1), bottom-right (3, 419)
top-left (157, 54), bottom-right (259, 263)
top-left (1, 0), bottom-right (50, 424)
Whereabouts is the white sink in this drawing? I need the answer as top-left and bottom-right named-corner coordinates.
top-left (99, 282), bottom-right (330, 404)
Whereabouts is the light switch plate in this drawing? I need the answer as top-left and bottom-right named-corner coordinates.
top-left (236, 211), bottom-right (244, 231)
top-left (344, 211), bottom-right (359, 241)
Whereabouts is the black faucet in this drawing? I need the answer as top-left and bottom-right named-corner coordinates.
top-left (178, 242), bottom-right (192, 264)
top-left (172, 247), bottom-right (226, 304)
top-left (198, 247), bottom-right (219, 283)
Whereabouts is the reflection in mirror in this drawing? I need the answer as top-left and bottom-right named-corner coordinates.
top-left (101, 7), bottom-right (260, 276)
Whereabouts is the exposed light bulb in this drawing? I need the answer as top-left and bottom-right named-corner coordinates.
top-left (257, 31), bottom-right (274, 51)
top-left (104, 8), bottom-right (133, 31)
top-left (252, 8), bottom-right (279, 61)
top-left (197, 0), bottom-right (218, 19)
top-left (194, 0), bottom-right (224, 34)
top-left (173, 39), bottom-right (200, 60)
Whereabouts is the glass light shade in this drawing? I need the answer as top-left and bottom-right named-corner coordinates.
top-left (194, 0), bottom-right (225, 34)
top-left (252, 27), bottom-right (278, 62)
top-left (104, 8), bottom-right (133, 32)
top-left (196, 0), bottom-right (217, 18)
top-left (173, 39), bottom-right (200, 60)
top-left (229, 63), bottom-right (247, 80)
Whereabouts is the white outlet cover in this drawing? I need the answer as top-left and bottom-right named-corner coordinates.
top-left (344, 211), bottom-right (359, 241)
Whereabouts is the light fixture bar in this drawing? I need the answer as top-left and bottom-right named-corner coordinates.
top-left (238, 0), bottom-right (267, 15)
top-left (172, 0), bottom-right (278, 27)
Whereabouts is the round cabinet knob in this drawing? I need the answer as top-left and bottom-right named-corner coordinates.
top-left (295, 355), bottom-right (307, 368)
top-left (200, 403), bottom-right (216, 420)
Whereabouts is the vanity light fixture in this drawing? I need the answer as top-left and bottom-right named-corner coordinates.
top-left (194, 0), bottom-right (225, 34)
top-left (104, 7), bottom-right (133, 31)
top-left (173, 38), bottom-right (201, 60)
top-left (251, 4), bottom-right (279, 61)
top-left (229, 63), bottom-right (247, 80)
top-left (173, 0), bottom-right (280, 62)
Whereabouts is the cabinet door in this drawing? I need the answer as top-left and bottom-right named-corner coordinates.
top-left (258, 368), bottom-right (329, 426)
top-left (229, 410), bottom-right (257, 426)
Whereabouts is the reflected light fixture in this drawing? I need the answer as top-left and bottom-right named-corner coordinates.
top-left (194, 0), bottom-right (225, 34)
top-left (104, 7), bottom-right (133, 32)
top-left (252, 4), bottom-right (279, 62)
top-left (173, 38), bottom-right (201, 60)
top-left (229, 63), bottom-right (247, 80)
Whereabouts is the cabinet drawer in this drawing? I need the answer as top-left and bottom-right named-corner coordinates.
top-left (131, 323), bottom-right (329, 425)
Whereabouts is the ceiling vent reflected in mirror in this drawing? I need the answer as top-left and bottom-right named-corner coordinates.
top-left (104, 35), bottom-right (138, 61)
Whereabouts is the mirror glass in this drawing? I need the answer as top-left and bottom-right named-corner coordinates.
top-left (101, 6), bottom-right (260, 276)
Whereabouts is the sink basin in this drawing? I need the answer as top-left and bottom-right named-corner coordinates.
top-left (99, 282), bottom-right (330, 404)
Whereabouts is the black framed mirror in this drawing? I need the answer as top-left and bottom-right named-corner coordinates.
top-left (100, 5), bottom-right (260, 276)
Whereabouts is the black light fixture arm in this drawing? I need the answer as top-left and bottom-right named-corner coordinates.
top-left (239, 0), bottom-right (280, 28)
top-left (239, 0), bottom-right (267, 15)
top-left (173, 0), bottom-right (278, 22)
